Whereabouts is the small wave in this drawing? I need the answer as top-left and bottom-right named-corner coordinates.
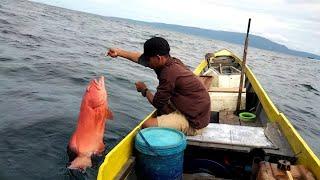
top-left (283, 104), bottom-right (317, 119)
top-left (23, 57), bottom-right (32, 61)
top-left (111, 75), bottom-right (133, 84)
top-left (0, 57), bottom-right (13, 61)
top-left (1, 29), bottom-right (16, 34)
top-left (21, 33), bottom-right (44, 42)
top-left (125, 25), bottom-right (133, 29)
top-left (46, 70), bottom-right (59, 76)
top-left (7, 66), bottom-right (35, 74)
top-left (300, 84), bottom-right (319, 92)
top-left (3, 90), bottom-right (36, 99)
top-left (22, 55), bottom-right (44, 63)
top-left (35, 96), bottom-right (60, 102)
top-left (69, 77), bottom-right (90, 85)
top-left (0, 19), bottom-right (10, 25)
top-left (25, 43), bottom-right (41, 48)
top-left (31, 55), bottom-right (45, 60)
top-left (0, 9), bottom-right (16, 17)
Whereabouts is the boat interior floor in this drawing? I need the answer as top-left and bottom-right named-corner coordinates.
top-left (218, 110), bottom-right (262, 127)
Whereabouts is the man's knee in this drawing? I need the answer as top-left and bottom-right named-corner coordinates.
top-left (142, 118), bottom-right (158, 128)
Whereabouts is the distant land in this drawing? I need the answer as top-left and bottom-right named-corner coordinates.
top-left (112, 17), bottom-right (320, 60)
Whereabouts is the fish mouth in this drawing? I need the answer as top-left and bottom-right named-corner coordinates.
top-left (86, 76), bottom-right (105, 92)
top-left (93, 76), bottom-right (105, 89)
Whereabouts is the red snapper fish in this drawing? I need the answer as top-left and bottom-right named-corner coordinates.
top-left (68, 76), bottom-right (113, 170)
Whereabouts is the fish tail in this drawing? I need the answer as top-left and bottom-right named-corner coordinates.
top-left (67, 156), bottom-right (92, 170)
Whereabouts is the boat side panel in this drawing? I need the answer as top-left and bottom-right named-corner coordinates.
top-left (97, 111), bottom-right (156, 180)
top-left (277, 113), bottom-right (320, 178)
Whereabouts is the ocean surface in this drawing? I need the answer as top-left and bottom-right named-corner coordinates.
top-left (0, 0), bottom-right (319, 179)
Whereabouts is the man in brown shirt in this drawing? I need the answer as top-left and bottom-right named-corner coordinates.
top-left (107, 37), bottom-right (210, 135)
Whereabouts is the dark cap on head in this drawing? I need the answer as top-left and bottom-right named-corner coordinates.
top-left (138, 37), bottom-right (170, 66)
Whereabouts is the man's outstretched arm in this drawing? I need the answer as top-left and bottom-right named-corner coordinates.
top-left (106, 48), bottom-right (141, 63)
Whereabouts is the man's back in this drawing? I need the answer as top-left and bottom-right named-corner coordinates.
top-left (153, 57), bottom-right (211, 129)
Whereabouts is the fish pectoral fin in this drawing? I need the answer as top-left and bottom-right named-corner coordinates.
top-left (105, 108), bottom-right (113, 120)
top-left (68, 155), bottom-right (92, 171)
top-left (97, 143), bottom-right (105, 153)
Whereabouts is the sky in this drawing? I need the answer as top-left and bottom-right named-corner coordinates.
top-left (31, 0), bottom-right (320, 55)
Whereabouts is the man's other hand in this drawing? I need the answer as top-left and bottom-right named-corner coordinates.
top-left (135, 81), bottom-right (147, 92)
top-left (106, 48), bottom-right (120, 58)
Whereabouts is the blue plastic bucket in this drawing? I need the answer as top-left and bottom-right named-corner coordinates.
top-left (135, 127), bottom-right (187, 180)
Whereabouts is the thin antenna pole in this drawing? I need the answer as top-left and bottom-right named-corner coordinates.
top-left (236, 18), bottom-right (251, 113)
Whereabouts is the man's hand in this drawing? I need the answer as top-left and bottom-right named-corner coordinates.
top-left (105, 48), bottom-right (141, 63)
top-left (135, 81), bottom-right (147, 92)
top-left (106, 48), bottom-right (121, 58)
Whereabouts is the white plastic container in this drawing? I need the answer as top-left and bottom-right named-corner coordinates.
top-left (209, 92), bottom-right (246, 112)
top-left (207, 66), bottom-right (244, 88)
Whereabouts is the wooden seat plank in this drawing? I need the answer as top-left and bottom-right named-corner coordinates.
top-left (209, 87), bottom-right (246, 93)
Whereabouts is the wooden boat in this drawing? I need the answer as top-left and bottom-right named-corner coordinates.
top-left (97, 49), bottom-right (320, 180)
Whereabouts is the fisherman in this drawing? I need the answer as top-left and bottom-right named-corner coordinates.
top-left (106, 37), bottom-right (210, 135)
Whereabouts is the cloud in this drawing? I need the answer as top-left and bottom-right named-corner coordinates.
top-left (285, 0), bottom-right (320, 4)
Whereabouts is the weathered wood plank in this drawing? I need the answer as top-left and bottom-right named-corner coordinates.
top-left (219, 110), bottom-right (240, 125)
top-left (209, 87), bottom-right (246, 93)
top-left (240, 117), bottom-right (262, 127)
